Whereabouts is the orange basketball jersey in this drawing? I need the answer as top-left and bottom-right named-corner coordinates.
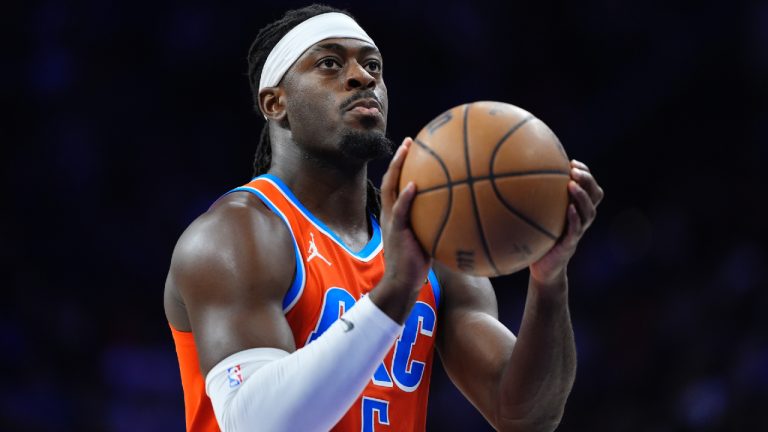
top-left (171, 174), bottom-right (441, 432)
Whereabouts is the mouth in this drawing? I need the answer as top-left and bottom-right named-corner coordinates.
top-left (345, 98), bottom-right (382, 117)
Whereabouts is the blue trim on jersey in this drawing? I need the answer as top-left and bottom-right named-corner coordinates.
top-left (227, 186), bottom-right (305, 312)
top-left (258, 174), bottom-right (382, 259)
top-left (427, 268), bottom-right (441, 309)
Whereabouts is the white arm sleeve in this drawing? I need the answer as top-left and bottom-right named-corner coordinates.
top-left (205, 295), bottom-right (402, 432)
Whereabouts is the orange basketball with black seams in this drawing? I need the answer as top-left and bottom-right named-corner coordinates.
top-left (399, 101), bottom-right (571, 277)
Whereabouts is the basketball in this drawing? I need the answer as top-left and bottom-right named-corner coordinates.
top-left (399, 101), bottom-right (571, 277)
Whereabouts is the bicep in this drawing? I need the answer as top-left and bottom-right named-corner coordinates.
top-left (435, 264), bottom-right (517, 424)
top-left (189, 285), bottom-right (297, 376)
top-left (169, 199), bottom-right (298, 375)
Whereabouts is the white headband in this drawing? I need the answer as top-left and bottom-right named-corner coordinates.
top-left (258, 12), bottom-right (377, 93)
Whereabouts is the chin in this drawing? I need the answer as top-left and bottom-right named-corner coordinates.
top-left (338, 128), bottom-right (394, 161)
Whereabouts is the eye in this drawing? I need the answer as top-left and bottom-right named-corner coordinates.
top-left (365, 60), bottom-right (382, 73)
top-left (318, 57), bottom-right (342, 69)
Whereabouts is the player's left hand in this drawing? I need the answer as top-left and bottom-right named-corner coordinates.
top-left (529, 159), bottom-right (604, 287)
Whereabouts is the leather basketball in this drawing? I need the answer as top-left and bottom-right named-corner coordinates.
top-left (399, 101), bottom-right (571, 277)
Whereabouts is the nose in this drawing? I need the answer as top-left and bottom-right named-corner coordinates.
top-left (344, 60), bottom-right (376, 91)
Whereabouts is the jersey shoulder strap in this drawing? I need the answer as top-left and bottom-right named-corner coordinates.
top-left (225, 174), bottom-right (308, 313)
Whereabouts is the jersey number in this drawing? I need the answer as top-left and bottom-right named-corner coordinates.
top-left (362, 397), bottom-right (389, 432)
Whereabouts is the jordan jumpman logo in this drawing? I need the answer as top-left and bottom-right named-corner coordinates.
top-left (307, 232), bottom-right (331, 266)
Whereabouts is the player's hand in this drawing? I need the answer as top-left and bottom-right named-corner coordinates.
top-left (372, 137), bottom-right (432, 323)
top-left (529, 159), bottom-right (604, 287)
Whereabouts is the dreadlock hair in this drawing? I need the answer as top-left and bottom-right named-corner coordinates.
top-left (246, 4), bottom-right (382, 219)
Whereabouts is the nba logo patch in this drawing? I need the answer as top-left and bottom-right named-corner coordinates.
top-left (227, 365), bottom-right (244, 388)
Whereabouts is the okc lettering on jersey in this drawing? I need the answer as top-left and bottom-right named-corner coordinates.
top-left (306, 287), bottom-right (437, 392)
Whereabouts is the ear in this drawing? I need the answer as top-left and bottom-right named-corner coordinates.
top-left (259, 87), bottom-right (287, 121)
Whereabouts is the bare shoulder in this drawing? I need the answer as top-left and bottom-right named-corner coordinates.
top-left (164, 191), bottom-right (296, 331)
top-left (164, 190), bottom-right (299, 372)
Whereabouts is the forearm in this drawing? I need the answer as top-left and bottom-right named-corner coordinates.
top-left (497, 271), bottom-right (576, 431)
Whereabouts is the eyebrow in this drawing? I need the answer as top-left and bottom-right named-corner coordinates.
top-left (310, 42), bottom-right (380, 57)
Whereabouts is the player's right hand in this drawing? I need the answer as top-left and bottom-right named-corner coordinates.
top-left (372, 137), bottom-right (432, 324)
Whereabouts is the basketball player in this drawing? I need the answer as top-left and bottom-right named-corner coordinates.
top-left (164, 4), bottom-right (604, 431)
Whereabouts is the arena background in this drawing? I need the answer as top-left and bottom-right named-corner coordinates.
top-left (4, 0), bottom-right (767, 430)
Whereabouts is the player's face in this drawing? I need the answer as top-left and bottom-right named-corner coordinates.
top-left (281, 38), bottom-right (391, 162)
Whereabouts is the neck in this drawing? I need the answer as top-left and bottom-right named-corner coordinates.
top-left (268, 132), bottom-right (372, 250)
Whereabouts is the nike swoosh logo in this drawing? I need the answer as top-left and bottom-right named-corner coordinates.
top-left (340, 317), bottom-right (354, 332)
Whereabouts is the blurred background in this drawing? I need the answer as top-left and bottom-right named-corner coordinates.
top-left (4, 0), bottom-right (767, 430)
